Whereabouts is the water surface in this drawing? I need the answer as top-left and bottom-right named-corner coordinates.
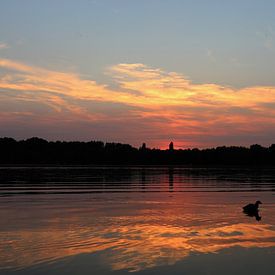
top-left (1, 166), bottom-right (275, 274)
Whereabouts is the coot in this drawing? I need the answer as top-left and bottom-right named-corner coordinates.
top-left (243, 200), bottom-right (262, 212)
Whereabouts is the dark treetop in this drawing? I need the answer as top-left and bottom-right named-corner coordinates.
top-left (1, 137), bottom-right (275, 165)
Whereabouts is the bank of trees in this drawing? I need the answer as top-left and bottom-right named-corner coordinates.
top-left (1, 137), bottom-right (275, 165)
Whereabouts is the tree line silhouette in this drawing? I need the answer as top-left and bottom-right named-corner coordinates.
top-left (1, 137), bottom-right (275, 165)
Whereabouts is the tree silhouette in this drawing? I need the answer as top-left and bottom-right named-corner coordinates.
top-left (0, 137), bottom-right (275, 165)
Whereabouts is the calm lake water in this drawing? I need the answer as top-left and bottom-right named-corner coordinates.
top-left (1, 166), bottom-right (275, 275)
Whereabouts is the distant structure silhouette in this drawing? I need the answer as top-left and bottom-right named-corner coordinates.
top-left (243, 201), bottom-right (262, 221)
top-left (169, 142), bottom-right (174, 151)
top-left (140, 143), bottom-right (146, 151)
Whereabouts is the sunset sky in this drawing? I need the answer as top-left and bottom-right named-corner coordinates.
top-left (1, 0), bottom-right (275, 148)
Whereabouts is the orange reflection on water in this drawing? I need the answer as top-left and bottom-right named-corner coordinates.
top-left (1, 200), bottom-right (275, 272)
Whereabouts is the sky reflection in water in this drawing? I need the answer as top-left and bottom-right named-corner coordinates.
top-left (0, 167), bottom-right (275, 274)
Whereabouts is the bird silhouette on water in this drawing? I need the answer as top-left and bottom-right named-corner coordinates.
top-left (243, 200), bottom-right (262, 221)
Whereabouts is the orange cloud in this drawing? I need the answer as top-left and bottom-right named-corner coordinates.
top-left (1, 58), bottom-right (275, 147)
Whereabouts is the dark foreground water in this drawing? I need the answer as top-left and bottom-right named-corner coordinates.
top-left (1, 166), bottom-right (275, 275)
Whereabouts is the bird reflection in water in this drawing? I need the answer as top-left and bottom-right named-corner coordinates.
top-left (243, 201), bottom-right (262, 221)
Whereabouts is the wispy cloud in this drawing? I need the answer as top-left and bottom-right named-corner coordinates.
top-left (0, 42), bottom-right (9, 50)
top-left (1, 58), bottom-right (275, 147)
top-left (256, 26), bottom-right (275, 51)
top-left (206, 49), bottom-right (217, 62)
